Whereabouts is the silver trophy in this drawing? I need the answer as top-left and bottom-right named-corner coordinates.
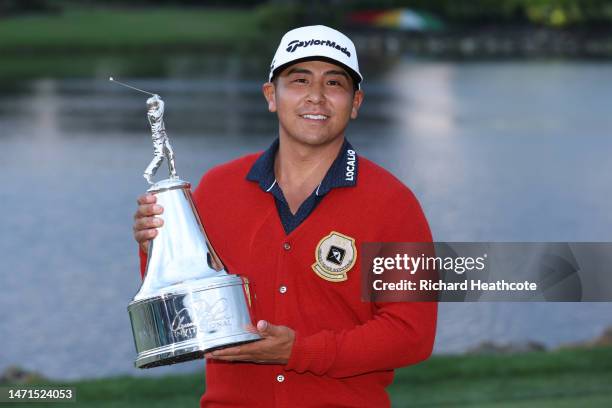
top-left (112, 78), bottom-right (261, 369)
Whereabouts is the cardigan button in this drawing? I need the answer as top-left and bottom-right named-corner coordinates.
top-left (283, 242), bottom-right (291, 250)
top-left (276, 374), bottom-right (285, 383)
top-left (279, 285), bottom-right (287, 294)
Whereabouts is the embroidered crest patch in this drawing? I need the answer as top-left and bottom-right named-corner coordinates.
top-left (312, 231), bottom-right (357, 282)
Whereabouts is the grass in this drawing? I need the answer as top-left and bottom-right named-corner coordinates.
top-left (0, 7), bottom-right (265, 53)
top-left (6, 346), bottom-right (612, 407)
top-left (6, 374), bottom-right (204, 407)
top-left (0, 6), bottom-right (288, 79)
top-left (389, 346), bottom-right (612, 407)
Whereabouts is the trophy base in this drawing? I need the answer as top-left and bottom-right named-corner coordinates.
top-left (136, 335), bottom-right (260, 369)
top-left (128, 274), bottom-right (261, 369)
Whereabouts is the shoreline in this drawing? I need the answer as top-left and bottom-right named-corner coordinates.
top-left (2, 7), bottom-right (612, 81)
top-left (353, 26), bottom-right (612, 59)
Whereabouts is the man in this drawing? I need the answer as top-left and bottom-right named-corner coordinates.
top-left (133, 25), bottom-right (437, 407)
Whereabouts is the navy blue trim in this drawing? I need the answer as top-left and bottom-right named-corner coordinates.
top-left (246, 137), bottom-right (358, 234)
top-left (246, 138), bottom-right (279, 192)
top-left (316, 138), bottom-right (358, 196)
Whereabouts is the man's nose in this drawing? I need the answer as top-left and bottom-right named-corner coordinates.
top-left (306, 81), bottom-right (325, 104)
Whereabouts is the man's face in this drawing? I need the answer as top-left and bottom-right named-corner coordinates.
top-left (262, 60), bottom-right (364, 147)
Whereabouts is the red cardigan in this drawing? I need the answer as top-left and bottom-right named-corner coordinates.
top-left (140, 152), bottom-right (437, 408)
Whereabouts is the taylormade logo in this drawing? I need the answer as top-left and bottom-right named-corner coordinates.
top-left (286, 39), bottom-right (351, 58)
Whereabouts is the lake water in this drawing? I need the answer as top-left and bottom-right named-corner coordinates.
top-left (1, 59), bottom-right (612, 380)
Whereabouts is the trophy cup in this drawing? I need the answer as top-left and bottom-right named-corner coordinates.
top-left (115, 78), bottom-right (261, 369)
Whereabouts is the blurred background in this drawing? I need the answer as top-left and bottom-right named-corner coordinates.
top-left (1, 0), bottom-right (612, 406)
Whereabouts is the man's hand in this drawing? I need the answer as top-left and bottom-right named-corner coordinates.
top-left (205, 320), bottom-right (295, 364)
top-left (133, 193), bottom-right (164, 253)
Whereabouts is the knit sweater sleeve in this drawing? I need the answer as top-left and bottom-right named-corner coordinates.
top-left (284, 189), bottom-right (438, 378)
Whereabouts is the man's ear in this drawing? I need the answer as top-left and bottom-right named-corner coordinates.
top-left (350, 89), bottom-right (364, 120)
top-left (262, 82), bottom-right (277, 113)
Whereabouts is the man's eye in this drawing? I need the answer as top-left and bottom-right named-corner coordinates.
top-left (328, 79), bottom-right (347, 87)
top-left (293, 78), bottom-right (308, 83)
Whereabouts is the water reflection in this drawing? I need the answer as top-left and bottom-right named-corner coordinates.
top-left (385, 62), bottom-right (472, 239)
top-left (1, 60), bottom-right (612, 380)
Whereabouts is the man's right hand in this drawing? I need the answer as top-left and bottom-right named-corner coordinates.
top-left (133, 193), bottom-right (164, 253)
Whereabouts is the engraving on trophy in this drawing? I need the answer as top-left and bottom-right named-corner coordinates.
top-left (171, 308), bottom-right (198, 339)
top-left (195, 298), bottom-right (233, 333)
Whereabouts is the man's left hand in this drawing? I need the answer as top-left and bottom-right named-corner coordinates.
top-left (204, 320), bottom-right (295, 364)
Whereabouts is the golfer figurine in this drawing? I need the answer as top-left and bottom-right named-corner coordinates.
top-left (144, 94), bottom-right (177, 184)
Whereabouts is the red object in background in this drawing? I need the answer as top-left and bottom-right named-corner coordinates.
top-left (348, 10), bottom-right (387, 25)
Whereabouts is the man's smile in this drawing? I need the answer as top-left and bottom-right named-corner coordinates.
top-left (300, 113), bottom-right (329, 121)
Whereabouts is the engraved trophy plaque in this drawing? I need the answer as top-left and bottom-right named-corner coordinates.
top-left (113, 78), bottom-right (261, 369)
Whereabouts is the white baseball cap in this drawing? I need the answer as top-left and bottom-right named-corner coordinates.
top-left (268, 25), bottom-right (363, 89)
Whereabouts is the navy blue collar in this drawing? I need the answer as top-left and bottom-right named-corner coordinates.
top-left (246, 137), bottom-right (358, 196)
